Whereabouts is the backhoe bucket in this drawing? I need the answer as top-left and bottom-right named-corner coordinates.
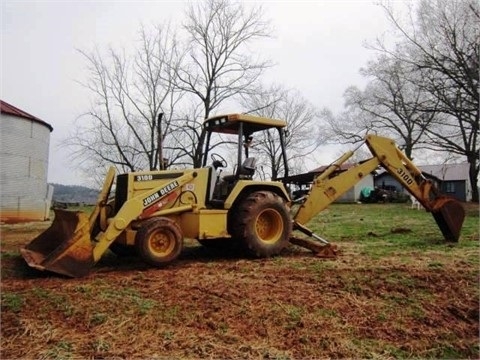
top-left (431, 197), bottom-right (465, 242)
top-left (20, 209), bottom-right (95, 277)
top-left (289, 236), bottom-right (338, 258)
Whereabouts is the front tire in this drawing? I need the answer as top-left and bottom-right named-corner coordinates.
top-left (135, 217), bottom-right (183, 267)
top-left (231, 191), bottom-right (292, 257)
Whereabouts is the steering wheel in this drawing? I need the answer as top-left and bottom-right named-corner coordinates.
top-left (210, 153), bottom-right (227, 169)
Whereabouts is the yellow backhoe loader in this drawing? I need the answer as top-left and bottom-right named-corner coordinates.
top-left (21, 114), bottom-right (465, 277)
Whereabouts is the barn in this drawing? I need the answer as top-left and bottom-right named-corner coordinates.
top-left (0, 100), bottom-right (54, 223)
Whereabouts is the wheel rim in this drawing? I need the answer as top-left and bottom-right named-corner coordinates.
top-left (254, 208), bottom-right (283, 244)
top-left (148, 229), bottom-right (176, 257)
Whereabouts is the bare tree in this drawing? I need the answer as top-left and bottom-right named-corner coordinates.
top-left (66, 24), bottom-right (183, 177)
top-left (67, 0), bottom-right (274, 180)
top-left (241, 84), bottom-right (320, 178)
top-left (345, 56), bottom-right (435, 159)
top-left (319, 105), bottom-right (373, 145)
top-left (172, 0), bottom-right (273, 167)
top-left (375, 0), bottom-right (479, 201)
top-left (325, 0), bottom-right (479, 200)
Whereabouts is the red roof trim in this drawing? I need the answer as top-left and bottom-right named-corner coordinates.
top-left (0, 100), bottom-right (53, 132)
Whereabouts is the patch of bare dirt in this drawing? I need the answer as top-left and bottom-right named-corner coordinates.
top-left (1, 226), bottom-right (479, 359)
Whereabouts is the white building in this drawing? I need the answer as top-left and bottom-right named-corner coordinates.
top-left (0, 100), bottom-right (54, 223)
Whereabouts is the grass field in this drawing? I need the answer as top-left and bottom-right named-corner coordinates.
top-left (1, 203), bottom-right (478, 359)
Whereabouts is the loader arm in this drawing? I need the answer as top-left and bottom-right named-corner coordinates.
top-left (92, 171), bottom-right (197, 261)
top-left (89, 166), bottom-right (116, 233)
top-left (21, 171), bottom-right (197, 277)
top-left (293, 134), bottom-right (464, 242)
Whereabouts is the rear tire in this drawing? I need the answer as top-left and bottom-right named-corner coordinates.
top-left (135, 217), bottom-right (183, 267)
top-left (231, 191), bottom-right (292, 257)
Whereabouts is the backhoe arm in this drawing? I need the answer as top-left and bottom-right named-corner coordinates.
top-left (291, 150), bottom-right (380, 258)
top-left (365, 134), bottom-right (465, 241)
top-left (365, 135), bottom-right (434, 209)
top-left (294, 154), bottom-right (380, 225)
top-left (293, 134), bottom-right (464, 242)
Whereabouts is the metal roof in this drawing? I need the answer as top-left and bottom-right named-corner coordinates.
top-left (0, 100), bottom-right (53, 132)
top-left (375, 163), bottom-right (469, 182)
top-left (204, 113), bottom-right (287, 135)
top-left (420, 163), bottom-right (469, 181)
top-left (289, 162), bottom-right (470, 186)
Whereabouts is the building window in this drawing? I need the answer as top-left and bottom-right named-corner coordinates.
top-left (445, 182), bottom-right (455, 193)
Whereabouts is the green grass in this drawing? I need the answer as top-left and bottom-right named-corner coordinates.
top-left (306, 203), bottom-right (478, 257)
top-left (1, 292), bottom-right (24, 313)
top-left (41, 340), bottom-right (74, 360)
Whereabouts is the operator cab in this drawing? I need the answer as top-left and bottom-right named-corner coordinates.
top-left (201, 113), bottom-right (289, 204)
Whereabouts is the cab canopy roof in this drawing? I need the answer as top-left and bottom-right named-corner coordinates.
top-left (204, 113), bottom-right (287, 135)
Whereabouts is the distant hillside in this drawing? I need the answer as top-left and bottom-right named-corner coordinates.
top-left (50, 183), bottom-right (99, 204)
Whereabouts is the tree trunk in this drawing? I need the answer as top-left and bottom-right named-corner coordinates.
top-left (467, 156), bottom-right (479, 202)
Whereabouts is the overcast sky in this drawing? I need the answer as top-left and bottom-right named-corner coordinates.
top-left (2, 0), bottom-right (397, 186)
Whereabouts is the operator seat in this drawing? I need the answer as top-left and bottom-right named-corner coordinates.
top-left (223, 157), bottom-right (257, 182)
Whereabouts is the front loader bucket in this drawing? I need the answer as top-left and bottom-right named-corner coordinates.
top-left (431, 197), bottom-right (465, 242)
top-left (20, 209), bottom-right (95, 277)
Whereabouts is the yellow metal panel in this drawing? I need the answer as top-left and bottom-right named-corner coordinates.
top-left (129, 168), bottom-right (210, 208)
top-left (228, 113), bottom-right (287, 128)
top-left (198, 209), bottom-right (229, 239)
top-left (131, 170), bottom-right (186, 190)
top-left (180, 212), bottom-right (200, 238)
top-left (224, 180), bottom-right (290, 209)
